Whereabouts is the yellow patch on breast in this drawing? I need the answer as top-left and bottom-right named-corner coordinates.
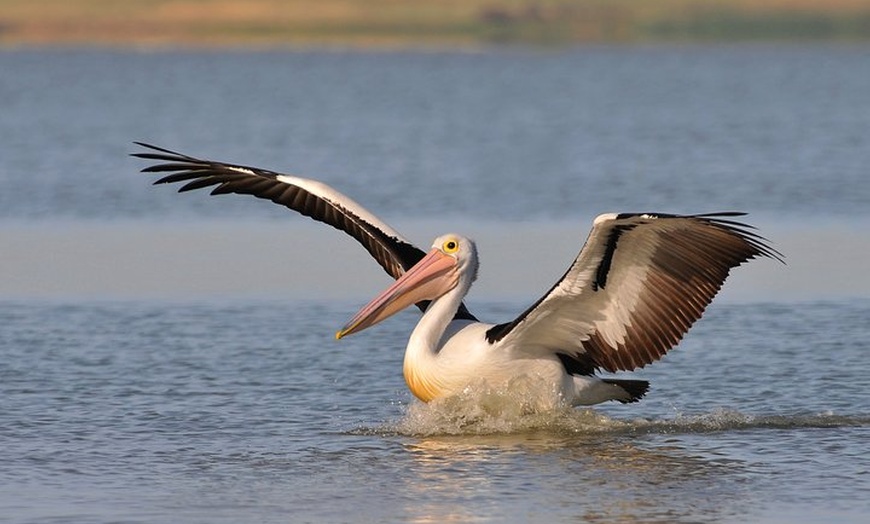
top-left (403, 362), bottom-right (444, 403)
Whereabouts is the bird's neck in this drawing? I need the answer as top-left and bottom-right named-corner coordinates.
top-left (402, 284), bottom-right (465, 402)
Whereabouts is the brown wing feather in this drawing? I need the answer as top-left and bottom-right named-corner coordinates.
top-left (489, 213), bottom-right (782, 374)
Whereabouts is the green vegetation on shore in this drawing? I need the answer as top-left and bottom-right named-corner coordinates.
top-left (2, 0), bottom-right (869, 48)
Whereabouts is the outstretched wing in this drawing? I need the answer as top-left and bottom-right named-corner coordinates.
top-left (132, 142), bottom-right (477, 319)
top-left (485, 212), bottom-right (782, 374)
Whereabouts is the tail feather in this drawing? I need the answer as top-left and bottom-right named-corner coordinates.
top-left (601, 378), bottom-right (650, 404)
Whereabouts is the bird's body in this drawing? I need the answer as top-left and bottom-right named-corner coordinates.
top-left (403, 318), bottom-right (639, 408)
top-left (134, 143), bottom-right (782, 409)
top-left (355, 232), bottom-right (649, 408)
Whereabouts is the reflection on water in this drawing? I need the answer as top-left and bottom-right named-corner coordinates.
top-left (399, 426), bottom-right (750, 523)
top-left (360, 391), bottom-right (870, 523)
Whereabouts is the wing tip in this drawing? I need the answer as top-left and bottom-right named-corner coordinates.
top-left (602, 378), bottom-right (650, 404)
top-left (593, 212), bottom-right (619, 225)
top-left (602, 211), bottom-right (785, 264)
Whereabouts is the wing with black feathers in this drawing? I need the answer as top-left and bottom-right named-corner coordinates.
top-left (486, 212), bottom-right (782, 373)
top-left (132, 142), bottom-right (477, 320)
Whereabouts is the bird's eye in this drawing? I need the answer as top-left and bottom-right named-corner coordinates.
top-left (442, 240), bottom-right (459, 253)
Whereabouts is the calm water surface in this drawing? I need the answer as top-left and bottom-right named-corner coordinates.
top-left (1, 46), bottom-right (869, 523)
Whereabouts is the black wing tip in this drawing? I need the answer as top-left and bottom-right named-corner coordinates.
top-left (131, 142), bottom-right (170, 158)
top-left (745, 238), bottom-right (786, 265)
top-left (131, 142), bottom-right (215, 172)
top-left (612, 211), bottom-right (785, 264)
top-left (699, 213), bottom-right (786, 265)
top-left (601, 378), bottom-right (650, 404)
top-left (131, 142), bottom-right (198, 175)
top-left (132, 142), bottom-right (219, 193)
top-left (132, 141), bottom-right (181, 155)
top-left (614, 211), bottom-right (747, 221)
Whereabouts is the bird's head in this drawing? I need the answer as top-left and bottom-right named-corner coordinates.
top-left (335, 234), bottom-right (477, 339)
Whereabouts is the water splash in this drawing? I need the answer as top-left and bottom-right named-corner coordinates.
top-left (364, 382), bottom-right (870, 438)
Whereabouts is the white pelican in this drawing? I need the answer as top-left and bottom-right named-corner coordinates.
top-left (134, 143), bottom-right (782, 408)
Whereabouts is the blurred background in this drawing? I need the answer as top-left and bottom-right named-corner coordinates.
top-left (3, 0), bottom-right (870, 47)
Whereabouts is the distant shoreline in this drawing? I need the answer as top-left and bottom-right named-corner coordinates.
top-left (2, 0), bottom-right (869, 48)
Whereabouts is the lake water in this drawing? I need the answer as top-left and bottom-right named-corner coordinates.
top-left (1, 45), bottom-right (869, 523)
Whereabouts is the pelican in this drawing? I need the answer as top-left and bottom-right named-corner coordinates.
top-left (133, 142), bottom-right (782, 408)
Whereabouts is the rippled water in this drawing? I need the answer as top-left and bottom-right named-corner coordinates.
top-left (1, 300), bottom-right (868, 523)
top-left (1, 45), bottom-right (869, 522)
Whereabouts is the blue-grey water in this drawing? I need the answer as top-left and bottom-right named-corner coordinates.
top-left (1, 46), bottom-right (869, 523)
